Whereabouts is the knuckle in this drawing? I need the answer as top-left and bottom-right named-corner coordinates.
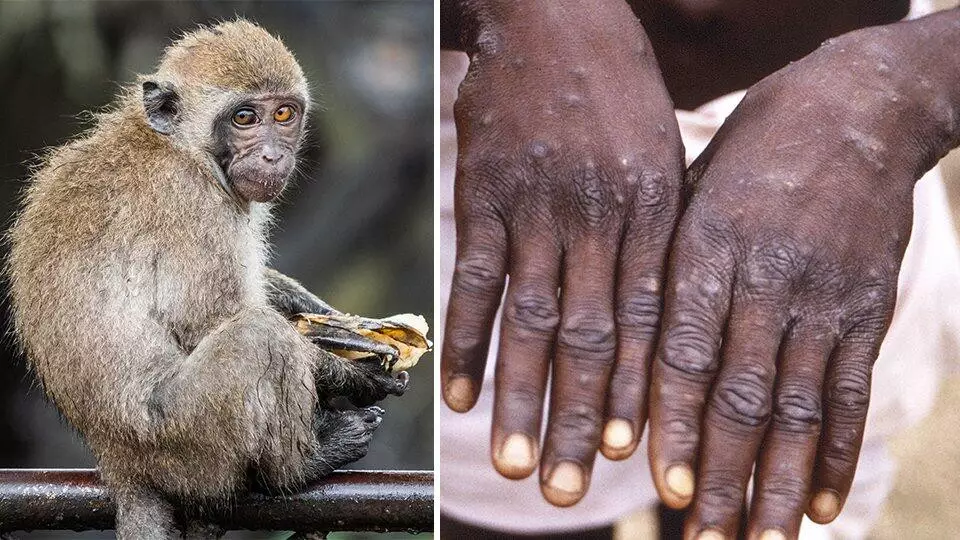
top-left (773, 382), bottom-right (822, 433)
top-left (656, 413), bottom-right (702, 455)
top-left (842, 287), bottom-right (895, 338)
top-left (558, 312), bottom-right (616, 358)
top-left (453, 252), bottom-right (503, 296)
top-left (633, 168), bottom-right (671, 211)
top-left (503, 288), bottom-right (560, 338)
top-left (826, 364), bottom-right (871, 419)
top-left (660, 317), bottom-right (722, 376)
top-left (501, 379), bottom-right (543, 412)
top-left (551, 401), bottom-right (603, 442)
top-left (572, 161), bottom-right (618, 227)
top-left (697, 469), bottom-right (747, 510)
top-left (819, 440), bottom-right (860, 477)
top-left (710, 365), bottom-right (773, 428)
top-left (759, 475), bottom-right (808, 506)
top-left (443, 329), bottom-right (488, 367)
top-left (742, 242), bottom-right (807, 294)
top-left (610, 360), bottom-right (646, 388)
top-left (616, 291), bottom-right (661, 340)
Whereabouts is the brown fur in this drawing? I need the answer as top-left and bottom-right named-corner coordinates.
top-left (7, 20), bottom-right (393, 539)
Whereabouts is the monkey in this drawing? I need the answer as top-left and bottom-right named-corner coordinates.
top-left (6, 20), bottom-right (408, 539)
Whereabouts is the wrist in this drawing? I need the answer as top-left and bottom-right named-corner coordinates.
top-left (442, 0), bottom-right (644, 55)
top-left (882, 9), bottom-right (960, 176)
top-left (797, 12), bottom-right (960, 182)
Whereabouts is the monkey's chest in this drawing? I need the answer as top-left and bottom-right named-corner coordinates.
top-left (145, 241), bottom-right (268, 350)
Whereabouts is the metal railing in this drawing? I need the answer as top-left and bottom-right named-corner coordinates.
top-left (0, 469), bottom-right (433, 535)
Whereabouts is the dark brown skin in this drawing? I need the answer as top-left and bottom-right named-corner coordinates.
top-left (627, 0), bottom-right (910, 109)
top-left (440, 0), bottom-right (684, 507)
top-left (650, 12), bottom-right (960, 539)
top-left (443, 0), bottom-right (960, 537)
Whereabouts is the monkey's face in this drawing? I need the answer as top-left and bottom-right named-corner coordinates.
top-left (220, 96), bottom-right (304, 203)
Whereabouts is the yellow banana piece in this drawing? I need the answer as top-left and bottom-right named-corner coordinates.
top-left (293, 312), bottom-right (431, 374)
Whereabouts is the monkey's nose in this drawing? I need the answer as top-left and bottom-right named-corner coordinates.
top-left (261, 151), bottom-right (284, 164)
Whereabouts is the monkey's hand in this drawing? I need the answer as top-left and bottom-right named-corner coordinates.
top-left (294, 313), bottom-right (431, 373)
top-left (314, 348), bottom-right (409, 408)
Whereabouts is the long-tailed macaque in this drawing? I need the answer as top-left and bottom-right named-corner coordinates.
top-left (7, 20), bottom-right (405, 538)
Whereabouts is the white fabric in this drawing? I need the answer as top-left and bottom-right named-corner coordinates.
top-left (437, 3), bottom-right (960, 535)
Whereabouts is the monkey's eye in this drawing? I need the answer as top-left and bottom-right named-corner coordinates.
top-left (273, 105), bottom-right (295, 123)
top-left (232, 108), bottom-right (258, 127)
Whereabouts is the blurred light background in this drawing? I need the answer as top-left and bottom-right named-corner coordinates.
top-left (0, 1), bottom-right (433, 538)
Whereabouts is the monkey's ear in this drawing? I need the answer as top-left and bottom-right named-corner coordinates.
top-left (142, 80), bottom-right (180, 136)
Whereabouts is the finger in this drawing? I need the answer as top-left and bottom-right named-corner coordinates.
top-left (540, 236), bottom-right (618, 507)
top-left (807, 329), bottom-right (882, 524)
top-left (441, 212), bottom-right (508, 413)
top-left (648, 244), bottom-right (734, 510)
top-left (748, 329), bottom-right (835, 540)
top-left (490, 233), bottom-right (562, 480)
top-left (603, 174), bottom-right (678, 460)
top-left (685, 302), bottom-right (785, 539)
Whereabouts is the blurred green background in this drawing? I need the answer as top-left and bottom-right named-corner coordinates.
top-left (0, 1), bottom-right (433, 538)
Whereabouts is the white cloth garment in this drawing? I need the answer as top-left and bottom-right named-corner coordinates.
top-left (438, 3), bottom-right (959, 537)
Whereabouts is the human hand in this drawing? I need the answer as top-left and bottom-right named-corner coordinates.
top-left (648, 21), bottom-right (960, 539)
top-left (440, 0), bottom-right (684, 506)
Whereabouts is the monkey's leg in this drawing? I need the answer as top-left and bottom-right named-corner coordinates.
top-left (155, 307), bottom-right (398, 491)
top-left (264, 268), bottom-right (337, 316)
top-left (114, 487), bottom-right (177, 540)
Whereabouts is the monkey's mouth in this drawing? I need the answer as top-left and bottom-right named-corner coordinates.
top-left (225, 156), bottom-right (293, 203)
top-left (232, 172), bottom-right (288, 203)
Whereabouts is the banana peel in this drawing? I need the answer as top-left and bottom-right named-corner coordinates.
top-left (293, 312), bottom-right (431, 374)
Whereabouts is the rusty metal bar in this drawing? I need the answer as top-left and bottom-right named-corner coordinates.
top-left (0, 469), bottom-right (433, 533)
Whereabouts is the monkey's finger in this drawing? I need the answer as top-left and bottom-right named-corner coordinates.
top-left (441, 212), bottom-right (508, 413)
top-left (602, 193), bottom-right (676, 461)
top-left (539, 235), bottom-right (617, 507)
top-left (304, 325), bottom-right (399, 359)
top-left (491, 233), bottom-right (562, 481)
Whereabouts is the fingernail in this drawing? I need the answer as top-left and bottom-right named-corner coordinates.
top-left (758, 530), bottom-right (787, 540)
top-left (543, 461), bottom-right (585, 507)
top-left (696, 529), bottom-right (726, 540)
top-left (665, 463), bottom-right (695, 499)
top-left (602, 419), bottom-right (634, 450)
top-left (494, 433), bottom-right (536, 479)
top-left (808, 490), bottom-right (841, 522)
top-left (444, 376), bottom-right (475, 412)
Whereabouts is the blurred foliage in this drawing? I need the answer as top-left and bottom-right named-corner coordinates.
top-left (0, 1), bottom-right (433, 538)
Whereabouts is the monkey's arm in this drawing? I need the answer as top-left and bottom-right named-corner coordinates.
top-left (264, 267), bottom-right (337, 316)
top-left (264, 268), bottom-right (403, 363)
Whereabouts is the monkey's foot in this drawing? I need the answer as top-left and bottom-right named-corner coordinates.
top-left (311, 406), bottom-right (384, 472)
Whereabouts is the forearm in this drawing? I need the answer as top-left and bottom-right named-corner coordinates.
top-left (263, 268), bottom-right (337, 317)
